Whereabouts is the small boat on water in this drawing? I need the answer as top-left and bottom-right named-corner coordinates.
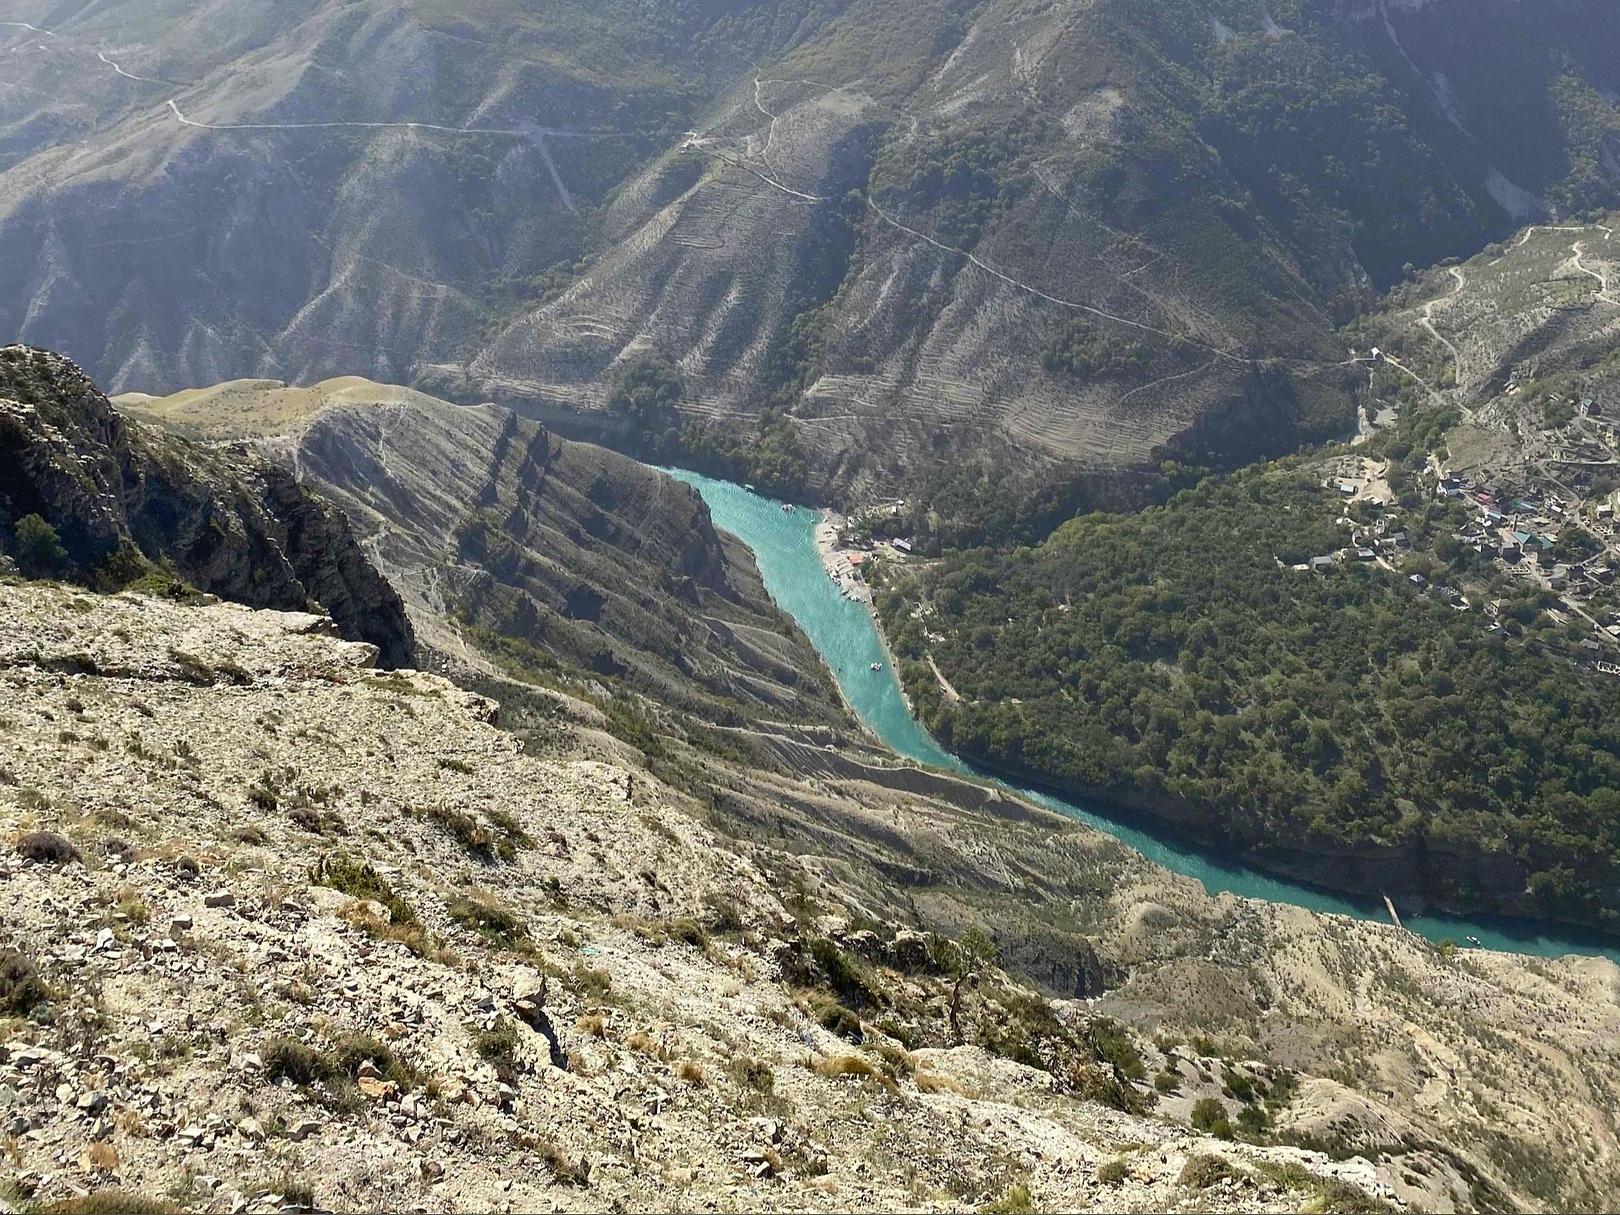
top-left (781, 503), bottom-right (796, 513)
top-left (869, 662), bottom-right (883, 672)
top-left (1466, 935), bottom-right (1482, 947)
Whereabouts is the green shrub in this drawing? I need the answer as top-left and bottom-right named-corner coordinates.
top-left (0, 946), bottom-right (51, 1016)
top-left (312, 855), bottom-right (438, 958)
top-left (447, 892), bottom-right (528, 949)
top-left (1097, 1159), bottom-right (1128, 1186)
top-left (262, 1032), bottom-right (417, 1104)
top-left (808, 937), bottom-right (883, 1009)
top-left (424, 804), bottom-right (514, 862)
top-left (979, 1182), bottom-right (1035, 1213)
top-left (1222, 1067), bottom-right (1257, 1102)
top-left (1191, 1096), bottom-right (1235, 1139)
top-left (810, 993), bottom-right (863, 1041)
top-left (474, 1018), bottom-right (524, 1084)
top-left (310, 854), bottom-right (415, 926)
top-left (1084, 1017), bottom-right (1146, 1081)
top-left (13, 514), bottom-right (67, 577)
top-left (730, 1056), bottom-right (775, 1093)
top-left (1178, 1153), bottom-right (1237, 1189)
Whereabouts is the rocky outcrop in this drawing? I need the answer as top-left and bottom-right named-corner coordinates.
top-left (0, 346), bottom-right (413, 666)
top-left (0, 581), bottom-right (1431, 1214)
top-left (122, 375), bottom-right (843, 724)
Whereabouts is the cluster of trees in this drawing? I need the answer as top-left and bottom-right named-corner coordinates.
top-left (880, 467), bottom-right (1620, 931)
top-left (1042, 317), bottom-right (1157, 381)
top-left (606, 355), bottom-right (812, 498)
top-left (1194, 20), bottom-right (1488, 287)
top-left (869, 114), bottom-right (1044, 249)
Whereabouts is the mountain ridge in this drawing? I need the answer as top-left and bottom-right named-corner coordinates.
top-left (7, 1), bottom-right (1620, 506)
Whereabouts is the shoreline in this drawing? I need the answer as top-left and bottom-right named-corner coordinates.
top-left (814, 511), bottom-right (874, 607)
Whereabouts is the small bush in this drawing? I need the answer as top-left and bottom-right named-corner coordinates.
top-left (675, 1059), bottom-right (706, 1086)
top-left (101, 837), bottom-right (135, 862)
top-left (474, 1018), bottom-right (524, 1084)
top-left (42, 1192), bottom-right (180, 1215)
top-left (702, 892), bottom-right (744, 934)
top-left (486, 807), bottom-right (532, 851)
top-left (1154, 1066), bottom-right (1181, 1093)
top-left (1097, 1159), bottom-right (1128, 1185)
top-left (1069, 1061), bottom-right (1144, 1114)
top-left (1190, 1097), bottom-right (1235, 1140)
top-left (262, 1037), bottom-right (337, 1087)
top-left (246, 776), bottom-right (278, 812)
top-left (980, 1182), bottom-right (1035, 1213)
top-left (288, 803), bottom-right (345, 836)
top-left (811, 1054), bottom-right (888, 1085)
top-left (1178, 1153), bottom-right (1237, 1189)
top-left (329, 1032), bottom-right (418, 1089)
top-left (730, 1056), bottom-right (775, 1093)
top-left (1085, 1017), bottom-right (1147, 1081)
top-left (569, 964), bottom-right (612, 1002)
top-left (810, 994), bottom-right (862, 1041)
top-left (808, 937), bottom-right (882, 1009)
top-left (15, 831), bottom-right (79, 865)
top-left (1222, 1067), bottom-right (1256, 1102)
top-left (540, 1142), bottom-right (590, 1187)
top-left (915, 1071), bottom-right (971, 1096)
top-left (311, 855), bottom-right (415, 926)
top-left (424, 804), bottom-right (513, 862)
top-left (13, 514), bottom-right (67, 577)
top-left (263, 1032), bottom-right (417, 1105)
top-left (446, 892), bottom-right (528, 949)
top-left (0, 946), bottom-right (51, 1016)
top-left (872, 1042), bottom-right (915, 1081)
top-left (664, 917), bottom-right (709, 949)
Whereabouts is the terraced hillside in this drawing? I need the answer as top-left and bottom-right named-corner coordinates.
top-left (6, 1), bottom-right (1620, 503)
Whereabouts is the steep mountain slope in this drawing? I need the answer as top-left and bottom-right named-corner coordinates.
top-left (4, 579), bottom-right (1618, 1211)
top-left (120, 375), bottom-right (844, 726)
top-left (0, 347), bottom-right (413, 665)
top-left (6, 2), bottom-right (1620, 505)
top-left (0, 581), bottom-right (1392, 1215)
top-left (1356, 211), bottom-right (1620, 437)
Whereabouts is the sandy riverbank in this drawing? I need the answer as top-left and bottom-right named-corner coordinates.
top-left (815, 511), bottom-right (874, 606)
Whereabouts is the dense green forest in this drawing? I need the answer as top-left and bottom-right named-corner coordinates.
top-left (879, 467), bottom-right (1620, 932)
top-left (605, 355), bottom-right (814, 497)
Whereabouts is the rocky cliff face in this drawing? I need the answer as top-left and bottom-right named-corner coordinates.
top-left (0, 347), bottom-right (413, 666)
top-left (121, 374), bottom-right (843, 725)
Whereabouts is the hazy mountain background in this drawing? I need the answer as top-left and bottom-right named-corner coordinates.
top-left (5, 0), bottom-right (1620, 507)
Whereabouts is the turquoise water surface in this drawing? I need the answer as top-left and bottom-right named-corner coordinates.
top-left (669, 469), bottom-right (1620, 963)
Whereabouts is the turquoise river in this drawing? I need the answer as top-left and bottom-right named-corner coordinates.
top-left (669, 468), bottom-right (1620, 964)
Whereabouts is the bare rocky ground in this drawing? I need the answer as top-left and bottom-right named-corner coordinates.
top-left (0, 582), bottom-right (1418, 1214)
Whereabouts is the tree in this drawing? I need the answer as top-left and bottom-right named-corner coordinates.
top-left (944, 925), bottom-right (997, 1046)
top-left (12, 514), bottom-right (66, 577)
top-left (606, 355), bottom-right (683, 450)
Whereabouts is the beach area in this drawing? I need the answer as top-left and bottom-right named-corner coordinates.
top-left (814, 510), bottom-right (874, 606)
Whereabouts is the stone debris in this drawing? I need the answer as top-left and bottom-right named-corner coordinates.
top-left (0, 580), bottom-right (1581, 1213)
